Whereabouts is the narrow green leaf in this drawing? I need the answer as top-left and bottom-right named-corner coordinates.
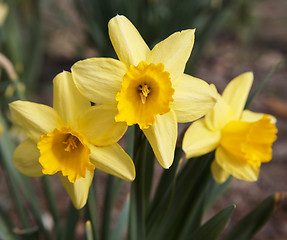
top-left (189, 205), bottom-right (235, 240)
top-left (203, 176), bottom-right (232, 212)
top-left (41, 176), bottom-right (60, 226)
top-left (222, 193), bottom-right (281, 240)
top-left (147, 153), bottom-right (213, 240)
top-left (245, 62), bottom-right (281, 108)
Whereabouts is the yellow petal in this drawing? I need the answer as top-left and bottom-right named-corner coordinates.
top-left (9, 101), bottom-right (62, 143)
top-left (72, 58), bottom-right (127, 104)
top-left (108, 15), bottom-right (150, 66)
top-left (211, 160), bottom-right (230, 184)
top-left (143, 110), bottom-right (177, 168)
top-left (241, 110), bottom-right (276, 124)
top-left (182, 119), bottom-right (221, 159)
top-left (13, 139), bottom-right (43, 177)
top-left (147, 30), bottom-right (195, 83)
top-left (204, 96), bottom-right (230, 131)
top-left (216, 146), bottom-right (259, 182)
top-left (172, 74), bottom-right (218, 123)
top-left (58, 170), bottom-right (94, 209)
top-left (79, 104), bottom-right (128, 146)
top-left (222, 72), bottom-right (253, 120)
top-left (53, 71), bottom-right (90, 127)
top-left (89, 143), bottom-right (135, 181)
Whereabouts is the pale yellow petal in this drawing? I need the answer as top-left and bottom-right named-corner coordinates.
top-left (79, 104), bottom-right (128, 146)
top-left (89, 143), bottom-right (135, 181)
top-left (72, 58), bottom-right (127, 104)
top-left (9, 101), bottom-right (62, 143)
top-left (216, 146), bottom-right (259, 182)
top-left (53, 71), bottom-right (90, 127)
top-left (222, 72), bottom-right (253, 120)
top-left (143, 110), bottom-right (177, 169)
top-left (147, 30), bottom-right (195, 83)
top-left (182, 119), bottom-right (221, 159)
top-left (211, 160), bottom-right (230, 184)
top-left (172, 74), bottom-right (218, 123)
top-left (204, 96), bottom-right (230, 131)
top-left (13, 139), bottom-right (43, 177)
top-left (58, 170), bottom-right (94, 209)
top-left (108, 15), bottom-right (150, 66)
top-left (241, 110), bottom-right (276, 124)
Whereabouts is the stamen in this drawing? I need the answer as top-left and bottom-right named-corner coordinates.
top-left (138, 84), bottom-right (150, 104)
top-left (63, 134), bottom-right (79, 152)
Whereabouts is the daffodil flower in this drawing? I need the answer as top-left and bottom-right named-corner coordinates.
top-left (72, 15), bottom-right (217, 169)
top-left (9, 71), bottom-right (135, 209)
top-left (182, 72), bottom-right (277, 183)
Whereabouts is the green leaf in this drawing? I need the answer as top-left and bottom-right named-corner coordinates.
top-left (189, 205), bottom-right (235, 240)
top-left (147, 153), bottom-right (213, 240)
top-left (222, 193), bottom-right (283, 240)
top-left (203, 176), bottom-right (232, 212)
top-left (245, 62), bottom-right (281, 108)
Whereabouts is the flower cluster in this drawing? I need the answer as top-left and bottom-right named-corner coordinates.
top-left (9, 15), bottom-right (277, 209)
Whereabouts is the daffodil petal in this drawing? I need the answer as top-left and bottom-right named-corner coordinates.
top-left (241, 110), bottom-right (276, 123)
top-left (222, 72), bottom-right (253, 120)
top-left (182, 119), bottom-right (221, 159)
top-left (13, 139), bottom-right (43, 177)
top-left (58, 170), bottom-right (94, 209)
top-left (9, 101), bottom-right (62, 143)
top-left (147, 29), bottom-right (195, 83)
top-left (72, 58), bottom-right (127, 104)
top-left (211, 160), bottom-right (230, 184)
top-left (204, 96), bottom-right (230, 131)
top-left (79, 104), bottom-right (128, 146)
top-left (53, 71), bottom-right (90, 127)
top-left (143, 110), bottom-right (177, 169)
top-left (108, 15), bottom-right (150, 66)
top-left (172, 74), bottom-right (218, 123)
top-left (216, 146), bottom-right (259, 182)
top-left (89, 143), bottom-right (135, 181)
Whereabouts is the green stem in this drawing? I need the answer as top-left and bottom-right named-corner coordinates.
top-left (101, 175), bottom-right (115, 240)
top-left (128, 126), bottom-right (147, 240)
top-left (86, 179), bottom-right (99, 240)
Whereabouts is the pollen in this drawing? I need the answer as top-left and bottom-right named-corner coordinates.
top-left (63, 134), bottom-right (79, 151)
top-left (115, 61), bottom-right (175, 129)
top-left (220, 115), bottom-right (277, 166)
top-left (138, 84), bottom-right (151, 104)
top-left (37, 127), bottom-right (95, 183)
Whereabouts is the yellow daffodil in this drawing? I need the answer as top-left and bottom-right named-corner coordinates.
top-left (72, 15), bottom-right (217, 169)
top-left (182, 72), bottom-right (277, 183)
top-left (9, 71), bottom-right (135, 209)
top-left (0, 123), bottom-right (3, 135)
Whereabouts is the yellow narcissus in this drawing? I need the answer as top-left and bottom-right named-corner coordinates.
top-left (182, 72), bottom-right (277, 183)
top-left (72, 15), bottom-right (217, 169)
top-left (9, 71), bottom-right (135, 209)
